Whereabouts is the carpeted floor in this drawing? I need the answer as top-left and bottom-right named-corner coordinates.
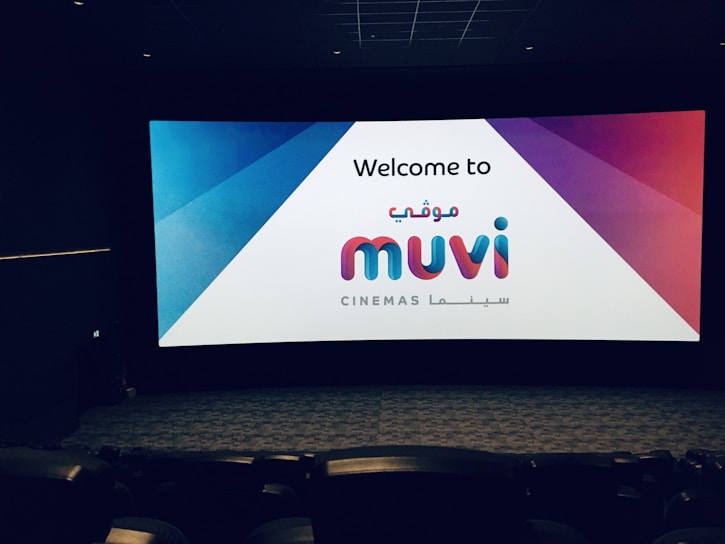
top-left (61, 385), bottom-right (725, 457)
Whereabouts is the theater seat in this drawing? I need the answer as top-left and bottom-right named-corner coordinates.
top-left (522, 452), bottom-right (661, 544)
top-left (523, 520), bottom-right (591, 544)
top-left (244, 517), bottom-right (315, 544)
top-left (653, 526), bottom-right (725, 544)
top-left (100, 517), bottom-right (190, 544)
top-left (664, 488), bottom-right (725, 532)
top-left (0, 446), bottom-right (191, 544)
top-left (113, 449), bottom-right (313, 543)
top-left (243, 515), bottom-right (592, 543)
top-left (665, 450), bottom-right (725, 533)
top-left (116, 449), bottom-right (263, 542)
top-left (307, 445), bottom-right (526, 544)
top-left (0, 446), bottom-right (118, 543)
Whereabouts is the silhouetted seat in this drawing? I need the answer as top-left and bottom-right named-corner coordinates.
top-left (653, 526), bottom-right (725, 544)
top-left (684, 449), bottom-right (725, 465)
top-left (0, 446), bottom-right (189, 544)
top-left (245, 517), bottom-right (315, 544)
top-left (307, 445), bottom-right (526, 544)
top-left (113, 449), bottom-right (313, 543)
top-left (0, 446), bottom-right (118, 543)
top-left (243, 517), bottom-right (589, 544)
top-left (244, 446), bottom-right (594, 544)
top-left (701, 455), bottom-right (725, 492)
top-left (100, 517), bottom-right (190, 544)
top-left (253, 452), bottom-right (316, 522)
top-left (522, 452), bottom-right (662, 544)
top-left (637, 450), bottom-right (678, 498)
top-left (115, 449), bottom-right (264, 542)
top-left (244, 516), bottom-right (593, 544)
top-left (665, 450), bottom-right (725, 533)
top-left (664, 488), bottom-right (725, 532)
top-left (523, 519), bottom-right (592, 544)
top-left (679, 450), bottom-right (725, 493)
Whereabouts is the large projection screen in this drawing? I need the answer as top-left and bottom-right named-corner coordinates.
top-left (150, 111), bottom-right (704, 347)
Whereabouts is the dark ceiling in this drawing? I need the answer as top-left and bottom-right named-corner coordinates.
top-left (62, 0), bottom-right (725, 71)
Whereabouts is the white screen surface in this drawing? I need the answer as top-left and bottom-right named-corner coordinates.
top-left (151, 113), bottom-right (704, 347)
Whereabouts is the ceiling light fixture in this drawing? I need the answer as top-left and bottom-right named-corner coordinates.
top-left (143, 52), bottom-right (152, 58)
top-left (73, 1), bottom-right (84, 5)
top-left (525, 45), bottom-right (534, 51)
top-left (333, 50), bottom-right (341, 55)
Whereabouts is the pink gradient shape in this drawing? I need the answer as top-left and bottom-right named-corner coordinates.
top-left (489, 114), bottom-right (703, 334)
top-left (534, 111), bottom-right (705, 214)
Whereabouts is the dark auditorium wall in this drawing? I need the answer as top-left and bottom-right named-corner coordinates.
top-left (0, 5), bottom-right (131, 443)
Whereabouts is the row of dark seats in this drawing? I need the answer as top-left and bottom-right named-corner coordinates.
top-left (1, 444), bottom-right (724, 544)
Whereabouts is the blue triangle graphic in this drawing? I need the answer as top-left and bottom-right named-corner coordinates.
top-left (155, 121), bottom-right (354, 339)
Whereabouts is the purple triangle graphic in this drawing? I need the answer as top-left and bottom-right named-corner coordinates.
top-left (488, 116), bottom-right (701, 334)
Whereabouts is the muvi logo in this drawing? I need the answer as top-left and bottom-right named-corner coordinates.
top-left (341, 217), bottom-right (508, 280)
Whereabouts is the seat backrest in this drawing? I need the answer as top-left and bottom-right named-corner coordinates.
top-left (308, 445), bottom-right (526, 544)
top-left (118, 449), bottom-right (265, 543)
top-left (523, 452), bottom-right (658, 544)
top-left (0, 446), bottom-right (116, 543)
